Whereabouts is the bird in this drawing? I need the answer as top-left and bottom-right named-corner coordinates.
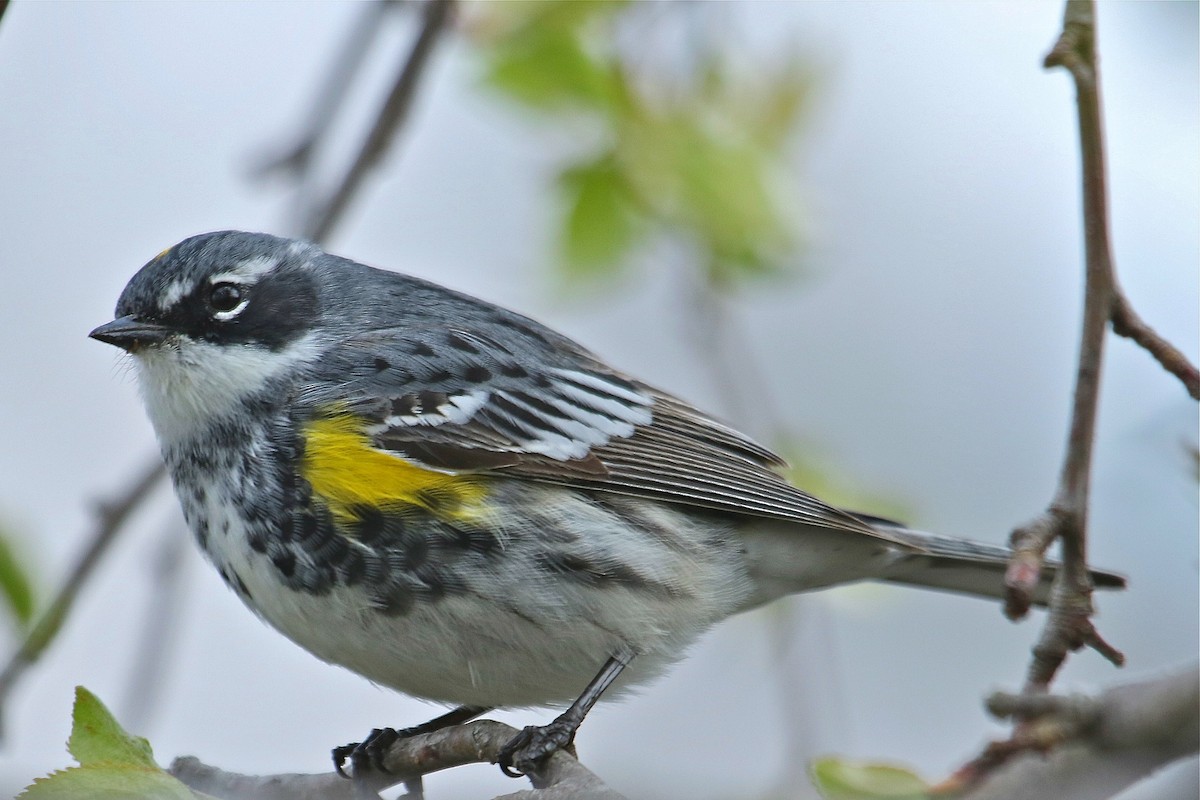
top-left (89, 230), bottom-right (1124, 781)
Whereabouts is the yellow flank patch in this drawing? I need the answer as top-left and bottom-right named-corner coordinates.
top-left (300, 413), bottom-right (488, 523)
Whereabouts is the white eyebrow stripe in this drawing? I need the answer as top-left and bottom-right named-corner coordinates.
top-left (158, 278), bottom-right (191, 311)
top-left (209, 255), bottom-right (279, 285)
top-left (208, 273), bottom-right (251, 285)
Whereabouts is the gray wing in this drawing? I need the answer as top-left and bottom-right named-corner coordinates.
top-left (297, 325), bottom-right (882, 537)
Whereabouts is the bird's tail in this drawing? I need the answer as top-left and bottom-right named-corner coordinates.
top-left (738, 520), bottom-right (1125, 611)
top-left (865, 523), bottom-right (1126, 605)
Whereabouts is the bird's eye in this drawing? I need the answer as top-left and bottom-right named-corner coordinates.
top-left (208, 283), bottom-right (245, 315)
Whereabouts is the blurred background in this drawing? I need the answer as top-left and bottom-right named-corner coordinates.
top-left (0, 2), bottom-right (1195, 798)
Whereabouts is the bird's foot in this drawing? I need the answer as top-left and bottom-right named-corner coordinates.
top-left (495, 716), bottom-right (578, 778)
top-left (333, 726), bottom-right (402, 779)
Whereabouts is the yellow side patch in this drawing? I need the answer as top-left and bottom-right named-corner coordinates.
top-left (300, 413), bottom-right (488, 523)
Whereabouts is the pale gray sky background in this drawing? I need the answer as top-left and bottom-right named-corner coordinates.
top-left (0, 3), bottom-right (1196, 799)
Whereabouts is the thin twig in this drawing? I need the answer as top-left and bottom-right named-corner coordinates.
top-left (255, 1), bottom-right (401, 183)
top-left (1110, 290), bottom-right (1200, 399)
top-left (1003, 0), bottom-right (1124, 689)
top-left (304, 0), bottom-right (455, 243)
top-left (0, 457), bottom-right (166, 732)
top-left (120, 519), bottom-right (190, 730)
top-left (938, 665), bottom-right (1199, 797)
top-left (170, 719), bottom-right (628, 800)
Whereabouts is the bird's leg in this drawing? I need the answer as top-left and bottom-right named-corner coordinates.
top-left (496, 645), bottom-right (636, 778)
top-left (333, 704), bottom-right (491, 783)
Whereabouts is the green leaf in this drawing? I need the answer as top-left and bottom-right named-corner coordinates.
top-left (485, 27), bottom-right (614, 111)
top-left (67, 687), bottom-right (156, 769)
top-left (620, 110), bottom-right (792, 282)
top-left (811, 757), bottom-right (930, 800)
top-left (473, 0), bottom-right (627, 43)
top-left (0, 525), bottom-right (36, 627)
top-left (20, 688), bottom-right (200, 799)
top-left (779, 441), bottom-right (914, 525)
top-left (474, 0), bottom-right (814, 291)
top-left (19, 765), bottom-right (195, 800)
top-left (747, 59), bottom-right (817, 150)
top-left (558, 155), bottom-right (642, 278)
top-left (678, 130), bottom-right (787, 271)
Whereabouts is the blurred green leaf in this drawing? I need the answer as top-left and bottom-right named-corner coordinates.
top-left (780, 441), bottom-right (914, 525)
top-left (748, 59), bottom-right (816, 150)
top-left (811, 757), bottom-right (930, 800)
top-left (474, 2), bottom-right (813, 292)
top-left (0, 525), bottom-right (36, 627)
top-left (20, 688), bottom-right (198, 799)
top-left (676, 129), bottom-right (788, 278)
top-left (558, 154), bottom-right (642, 278)
top-left (474, 0), bottom-right (627, 40)
top-left (479, 1), bottom-right (627, 112)
top-left (620, 109), bottom-right (792, 282)
top-left (486, 31), bottom-right (609, 110)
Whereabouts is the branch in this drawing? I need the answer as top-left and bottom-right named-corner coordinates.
top-left (940, 665), bottom-right (1199, 799)
top-left (254, 1), bottom-right (401, 183)
top-left (169, 720), bottom-right (628, 800)
top-left (303, 0), bottom-right (455, 243)
top-left (0, 457), bottom-right (166, 734)
top-left (1003, 0), bottom-right (1124, 690)
top-left (1111, 291), bottom-right (1200, 399)
top-left (119, 520), bottom-right (190, 730)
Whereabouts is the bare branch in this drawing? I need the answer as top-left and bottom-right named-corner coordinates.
top-left (940, 665), bottom-right (1199, 799)
top-left (120, 521), bottom-right (190, 730)
top-left (304, 0), bottom-right (455, 243)
top-left (1038, 1), bottom-right (1199, 403)
top-left (0, 457), bottom-right (167, 733)
top-left (171, 757), bottom-right (354, 800)
top-left (254, 1), bottom-right (400, 182)
top-left (1003, 0), bottom-right (1124, 691)
top-left (170, 720), bottom-right (627, 800)
top-left (1111, 291), bottom-right (1200, 399)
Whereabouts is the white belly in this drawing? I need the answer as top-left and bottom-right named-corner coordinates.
top-left (187, 478), bottom-right (755, 708)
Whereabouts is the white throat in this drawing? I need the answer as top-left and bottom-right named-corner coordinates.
top-left (133, 333), bottom-right (321, 445)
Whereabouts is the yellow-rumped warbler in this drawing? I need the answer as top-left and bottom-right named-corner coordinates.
top-left (90, 231), bottom-right (1123, 779)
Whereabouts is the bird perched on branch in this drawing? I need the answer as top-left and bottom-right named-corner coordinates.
top-left (91, 231), bottom-right (1124, 781)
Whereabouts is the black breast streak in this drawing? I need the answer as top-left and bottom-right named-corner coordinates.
top-left (533, 550), bottom-right (681, 599)
top-left (187, 409), bottom-right (506, 614)
top-left (274, 486), bottom-right (503, 616)
top-left (588, 493), bottom-right (698, 555)
top-left (363, 511), bottom-right (498, 613)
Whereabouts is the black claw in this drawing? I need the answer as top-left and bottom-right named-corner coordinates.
top-left (333, 743), bottom-right (355, 779)
top-left (495, 726), bottom-right (533, 778)
top-left (332, 727), bottom-right (400, 780)
top-left (494, 720), bottom-right (576, 778)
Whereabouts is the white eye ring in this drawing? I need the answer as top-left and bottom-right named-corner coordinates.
top-left (208, 282), bottom-right (249, 321)
top-left (212, 298), bottom-right (249, 321)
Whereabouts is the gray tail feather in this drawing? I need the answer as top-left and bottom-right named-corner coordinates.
top-left (877, 526), bottom-right (1126, 605)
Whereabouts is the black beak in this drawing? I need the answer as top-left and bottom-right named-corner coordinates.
top-left (89, 315), bottom-right (171, 351)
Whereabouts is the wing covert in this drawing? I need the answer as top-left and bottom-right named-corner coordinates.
top-left (297, 324), bottom-right (878, 535)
